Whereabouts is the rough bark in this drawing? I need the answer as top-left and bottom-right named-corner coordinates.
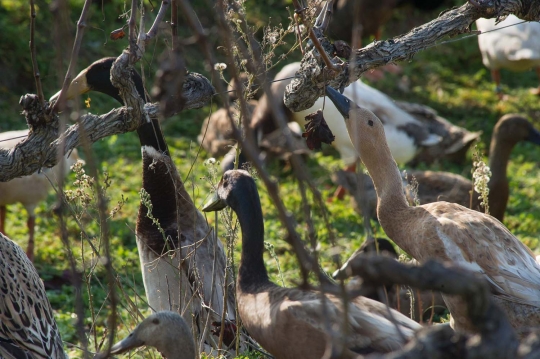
top-left (284, 0), bottom-right (540, 112)
top-left (333, 255), bottom-right (540, 359)
top-left (0, 72), bottom-right (213, 182)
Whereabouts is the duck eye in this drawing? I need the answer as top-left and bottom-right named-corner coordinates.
top-left (368, 120), bottom-right (374, 127)
top-left (152, 318), bottom-right (160, 325)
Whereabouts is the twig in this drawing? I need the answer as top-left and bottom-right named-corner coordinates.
top-left (171, 0), bottom-right (178, 50)
top-left (52, 0), bottom-right (92, 113)
top-left (145, 0), bottom-right (171, 44)
top-left (291, 0), bottom-right (339, 72)
top-left (29, 0), bottom-right (45, 106)
top-left (129, 0), bottom-right (137, 64)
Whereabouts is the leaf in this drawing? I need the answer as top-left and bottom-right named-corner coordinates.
top-left (302, 110), bottom-right (335, 150)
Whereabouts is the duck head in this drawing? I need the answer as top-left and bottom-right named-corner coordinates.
top-left (49, 57), bottom-right (146, 104)
top-left (202, 169), bottom-right (254, 212)
top-left (325, 86), bottom-right (396, 167)
top-left (493, 114), bottom-right (540, 146)
top-left (97, 311), bottom-right (195, 359)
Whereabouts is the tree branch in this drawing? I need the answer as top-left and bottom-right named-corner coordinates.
top-left (0, 73), bottom-right (212, 183)
top-left (29, 0), bottom-right (45, 106)
top-left (334, 256), bottom-right (521, 359)
top-left (284, 0), bottom-right (540, 112)
top-left (52, 0), bottom-right (92, 113)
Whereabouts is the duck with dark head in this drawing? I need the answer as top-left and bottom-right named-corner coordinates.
top-left (50, 57), bottom-right (236, 350)
top-left (203, 169), bottom-right (421, 359)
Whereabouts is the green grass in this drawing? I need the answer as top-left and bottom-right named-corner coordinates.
top-left (1, 0), bottom-right (540, 357)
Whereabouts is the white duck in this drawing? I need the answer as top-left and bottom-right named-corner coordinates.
top-left (476, 15), bottom-right (540, 96)
top-left (0, 129), bottom-right (81, 261)
top-left (251, 62), bottom-right (477, 199)
top-left (326, 85), bottom-right (540, 335)
top-left (0, 232), bottom-right (67, 358)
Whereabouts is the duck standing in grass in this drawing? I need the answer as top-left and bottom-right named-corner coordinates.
top-left (203, 170), bottom-right (421, 358)
top-left (0, 232), bottom-right (67, 359)
top-left (50, 57), bottom-right (237, 349)
top-left (325, 85), bottom-right (540, 334)
top-left (476, 15), bottom-right (540, 96)
top-left (0, 129), bottom-right (81, 261)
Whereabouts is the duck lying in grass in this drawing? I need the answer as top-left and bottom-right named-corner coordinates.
top-left (95, 311), bottom-right (195, 359)
top-left (203, 169), bottom-right (421, 358)
top-left (325, 85), bottom-right (540, 335)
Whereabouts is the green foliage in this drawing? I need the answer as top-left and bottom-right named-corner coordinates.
top-left (1, 1), bottom-right (540, 358)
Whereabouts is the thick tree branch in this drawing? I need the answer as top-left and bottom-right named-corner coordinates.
top-left (335, 256), bottom-right (522, 359)
top-left (284, 0), bottom-right (540, 111)
top-left (0, 73), bottom-right (213, 183)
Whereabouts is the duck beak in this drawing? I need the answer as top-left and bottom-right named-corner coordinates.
top-left (93, 333), bottom-right (144, 358)
top-left (202, 192), bottom-right (227, 212)
top-left (526, 127), bottom-right (540, 145)
top-left (109, 334), bottom-right (144, 355)
top-left (325, 86), bottom-right (352, 120)
top-left (49, 68), bottom-right (90, 103)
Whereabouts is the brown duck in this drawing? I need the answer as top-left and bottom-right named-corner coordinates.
top-left (326, 86), bottom-right (540, 335)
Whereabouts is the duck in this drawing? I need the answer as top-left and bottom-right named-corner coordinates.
top-left (476, 15), bottom-right (540, 96)
top-left (252, 62), bottom-right (478, 199)
top-left (94, 311), bottom-right (195, 359)
top-left (325, 85), bottom-right (540, 334)
top-left (0, 129), bottom-right (81, 261)
top-left (0, 232), bottom-right (68, 359)
top-left (202, 169), bottom-right (421, 358)
top-left (49, 56), bottom-right (238, 349)
top-left (335, 114), bottom-right (540, 223)
top-left (198, 100), bottom-right (258, 158)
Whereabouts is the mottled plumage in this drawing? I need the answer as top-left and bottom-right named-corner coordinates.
top-left (0, 233), bottom-right (67, 359)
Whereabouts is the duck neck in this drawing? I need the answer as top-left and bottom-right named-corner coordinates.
top-left (362, 151), bottom-right (409, 214)
top-left (487, 134), bottom-right (514, 221)
top-left (230, 182), bottom-right (270, 292)
top-left (488, 135), bottom-right (514, 194)
top-left (137, 119), bottom-right (170, 155)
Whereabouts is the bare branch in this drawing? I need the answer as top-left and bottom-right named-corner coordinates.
top-left (129, 0), bottom-right (137, 64)
top-left (335, 256), bottom-right (520, 359)
top-left (284, 0), bottom-right (540, 112)
top-left (0, 75), bottom-right (212, 182)
top-left (144, 0), bottom-right (171, 43)
top-left (52, 0), bottom-right (92, 113)
top-left (29, 0), bottom-right (45, 106)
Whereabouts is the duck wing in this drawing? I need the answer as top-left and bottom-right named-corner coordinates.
top-left (281, 289), bottom-right (419, 353)
top-left (424, 202), bottom-right (540, 307)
